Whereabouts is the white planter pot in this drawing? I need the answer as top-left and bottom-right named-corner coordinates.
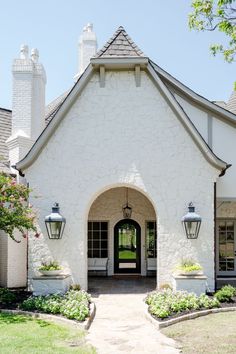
top-left (179, 270), bottom-right (203, 276)
top-left (38, 270), bottom-right (62, 276)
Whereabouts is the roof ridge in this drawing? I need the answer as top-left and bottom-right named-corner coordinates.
top-left (95, 26), bottom-right (145, 57)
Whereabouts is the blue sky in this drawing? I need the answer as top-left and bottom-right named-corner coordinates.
top-left (0, 0), bottom-right (234, 108)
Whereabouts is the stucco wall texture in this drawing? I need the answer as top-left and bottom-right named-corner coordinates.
top-left (25, 70), bottom-right (219, 291)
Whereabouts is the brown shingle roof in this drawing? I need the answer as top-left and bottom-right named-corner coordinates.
top-left (227, 90), bottom-right (236, 114)
top-left (95, 26), bottom-right (145, 57)
top-left (45, 91), bottom-right (69, 125)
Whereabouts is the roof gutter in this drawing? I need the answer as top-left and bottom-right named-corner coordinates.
top-left (219, 163), bottom-right (232, 177)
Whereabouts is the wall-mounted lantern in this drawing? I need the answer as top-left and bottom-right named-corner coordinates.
top-left (182, 202), bottom-right (201, 239)
top-left (122, 188), bottom-right (132, 219)
top-left (45, 203), bottom-right (66, 239)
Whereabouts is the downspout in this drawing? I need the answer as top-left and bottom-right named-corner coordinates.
top-left (214, 182), bottom-right (217, 292)
top-left (219, 164), bottom-right (231, 177)
top-left (214, 165), bottom-right (231, 291)
top-left (26, 182), bottom-right (30, 290)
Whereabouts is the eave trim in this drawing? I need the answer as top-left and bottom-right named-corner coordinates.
top-left (16, 65), bottom-right (94, 172)
top-left (150, 61), bottom-right (236, 126)
top-left (147, 63), bottom-right (228, 172)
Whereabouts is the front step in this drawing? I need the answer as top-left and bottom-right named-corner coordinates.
top-left (112, 274), bottom-right (142, 279)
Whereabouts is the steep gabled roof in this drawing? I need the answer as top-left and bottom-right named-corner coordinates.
top-left (45, 91), bottom-right (69, 125)
top-left (16, 27), bottom-right (229, 174)
top-left (227, 90), bottom-right (236, 114)
top-left (150, 61), bottom-right (236, 125)
top-left (96, 26), bottom-right (145, 57)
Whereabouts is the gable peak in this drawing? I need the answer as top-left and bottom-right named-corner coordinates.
top-left (95, 26), bottom-right (145, 58)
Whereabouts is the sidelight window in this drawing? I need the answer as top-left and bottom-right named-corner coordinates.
top-left (146, 221), bottom-right (157, 258)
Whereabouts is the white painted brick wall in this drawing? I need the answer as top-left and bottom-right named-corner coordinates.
top-left (0, 231), bottom-right (8, 287)
top-left (2, 52), bottom-right (46, 289)
top-left (7, 233), bottom-right (27, 288)
top-left (25, 70), bottom-right (219, 291)
top-left (0, 231), bottom-right (27, 288)
top-left (12, 57), bottom-right (46, 140)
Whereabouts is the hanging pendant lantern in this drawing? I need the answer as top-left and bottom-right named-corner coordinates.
top-left (182, 202), bottom-right (201, 239)
top-left (45, 203), bottom-right (66, 239)
top-left (122, 188), bottom-right (132, 219)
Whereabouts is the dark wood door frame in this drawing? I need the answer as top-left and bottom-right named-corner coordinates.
top-left (114, 219), bottom-right (141, 274)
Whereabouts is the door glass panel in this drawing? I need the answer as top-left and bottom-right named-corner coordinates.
top-left (114, 220), bottom-right (141, 273)
top-left (119, 263), bottom-right (136, 269)
top-left (219, 222), bottom-right (226, 231)
top-left (227, 221), bottom-right (234, 231)
top-left (118, 224), bottom-right (136, 260)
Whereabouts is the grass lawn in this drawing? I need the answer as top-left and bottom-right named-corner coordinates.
top-left (0, 312), bottom-right (95, 354)
top-left (119, 250), bottom-right (136, 259)
top-left (162, 312), bottom-right (236, 354)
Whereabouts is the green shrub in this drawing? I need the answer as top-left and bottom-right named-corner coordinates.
top-left (60, 290), bottom-right (90, 321)
top-left (146, 289), bottom-right (220, 319)
top-left (214, 285), bottom-right (236, 303)
top-left (20, 289), bottom-right (91, 321)
top-left (69, 284), bottom-right (81, 291)
top-left (176, 258), bottom-right (202, 273)
top-left (0, 288), bottom-right (17, 305)
top-left (198, 294), bottom-right (220, 309)
top-left (41, 295), bottom-right (63, 314)
top-left (39, 261), bottom-right (61, 271)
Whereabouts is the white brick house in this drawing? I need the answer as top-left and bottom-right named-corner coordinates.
top-left (1, 25), bottom-right (236, 292)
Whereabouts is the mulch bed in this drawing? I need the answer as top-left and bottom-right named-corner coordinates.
top-left (0, 289), bottom-right (32, 310)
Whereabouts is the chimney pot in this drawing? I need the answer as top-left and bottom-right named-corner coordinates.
top-left (31, 48), bottom-right (39, 63)
top-left (20, 44), bottom-right (29, 59)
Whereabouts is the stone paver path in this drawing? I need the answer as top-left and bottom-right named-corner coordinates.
top-left (87, 277), bottom-right (179, 354)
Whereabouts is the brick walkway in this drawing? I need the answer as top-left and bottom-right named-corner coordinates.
top-left (87, 277), bottom-right (179, 354)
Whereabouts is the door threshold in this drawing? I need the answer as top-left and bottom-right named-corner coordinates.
top-left (113, 274), bottom-right (142, 278)
top-left (217, 277), bottom-right (236, 279)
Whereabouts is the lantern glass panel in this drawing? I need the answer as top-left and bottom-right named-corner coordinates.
top-left (46, 221), bottom-right (64, 239)
top-left (123, 206), bottom-right (132, 219)
top-left (184, 220), bottom-right (201, 239)
top-left (51, 221), bottom-right (62, 238)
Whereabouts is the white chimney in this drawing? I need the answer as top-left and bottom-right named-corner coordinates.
top-left (75, 23), bottom-right (97, 79)
top-left (7, 45), bottom-right (47, 167)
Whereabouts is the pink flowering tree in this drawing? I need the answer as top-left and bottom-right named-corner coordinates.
top-left (0, 172), bottom-right (38, 242)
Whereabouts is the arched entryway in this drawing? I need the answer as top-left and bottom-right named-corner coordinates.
top-left (87, 186), bottom-right (157, 278)
top-left (114, 219), bottom-right (141, 274)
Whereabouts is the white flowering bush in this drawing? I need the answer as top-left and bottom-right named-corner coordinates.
top-left (60, 290), bottom-right (90, 321)
top-left (21, 289), bottom-right (91, 321)
top-left (146, 289), bottom-right (220, 319)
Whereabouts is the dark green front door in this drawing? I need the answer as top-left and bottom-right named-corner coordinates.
top-left (114, 219), bottom-right (141, 273)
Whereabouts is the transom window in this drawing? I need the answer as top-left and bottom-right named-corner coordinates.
top-left (146, 221), bottom-right (157, 258)
top-left (88, 221), bottom-right (108, 258)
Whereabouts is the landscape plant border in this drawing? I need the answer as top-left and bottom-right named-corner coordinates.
top-left (0, 302), bottom-right (96, 330)
top-left (145, 304), bottom-right (236, 329)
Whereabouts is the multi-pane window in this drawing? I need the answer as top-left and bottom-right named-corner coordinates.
top-left (146, 221), bottom-right (157, 258)
top-left (88, 221), bottom-right (108, 258)
top-left (218, 220), bottom-right (235, 272)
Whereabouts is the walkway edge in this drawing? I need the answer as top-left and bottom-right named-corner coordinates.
top-left (145, 305), bottom-right (236, 329)
top-left (0, 301), bottom-right (96, 330)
